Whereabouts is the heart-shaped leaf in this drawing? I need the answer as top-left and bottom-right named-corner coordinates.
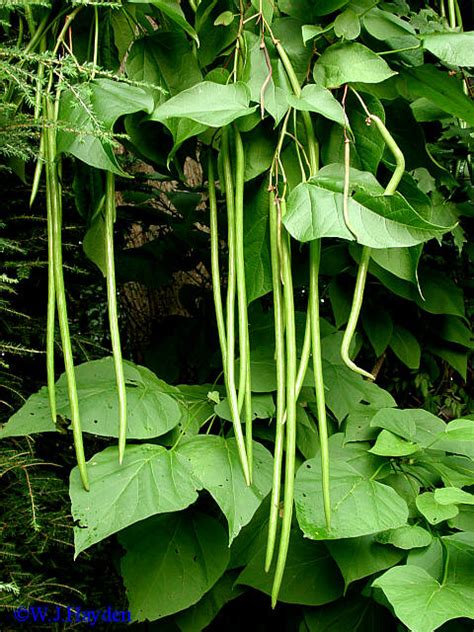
top-left (177, 436), bottom-right (273, 543)
top-left (150, 82), bottom-right (255, 127)
top-left (313, 42), bottom-right (397, 89)
top-left (283, 181), bottom-right (452, 248)
top-left (373, 535), bottom-right (474, 632)
top-left (57, 79), bottom-right (154, 174)
top-left (70, 444), bottom-right (201, 555)
top-left (1, 358), bottom-right (185, 440)
top-left (237, 527), bottom-right (344, 605)
top-left (369, 429), bottom-right (420, 457)
top-left (422, 32), bottom-right (474, 67)
top-left (287, 84), bottom-right (346, 126)
top-left (120, 512), bottom-right (230, 621)
top-left (376, 525), bottom-right (432, 550)
top-left (129, 0), bottom-right (199, 45)
top-left (327, 535), bottom-right (403, 589)
top-left (416, 492), bottom-right (459, 525)
top-left (295, 442), bottom-right (408, 540)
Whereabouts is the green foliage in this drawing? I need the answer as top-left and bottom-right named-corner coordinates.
top-left (1, 0), bottom-right (473, 630)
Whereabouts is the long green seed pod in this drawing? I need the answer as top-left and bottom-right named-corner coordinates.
top-left (30, 137), bottom-right (44, 208)
top-left (341, 113), bottom-right (405, 379)
top-left (221, 127), bottom-right (251, 485)
top-left (44, 138), bottom-right (56, 424)
top-left (272, 41), bottom-right (332, 598)
top-left (105, 171), bottom-right (127, 464)
top-left (309, 241), bottom-right (331, 527)
top-left (30, 38), bottom-right (46, 208)
top-left (265, 190), bottom-right (287, 572)
top-left (295, 309), bottom-right (311, 396)
top-left (44, 98), bottom-right (89, 491)
top-left (271, 206), bottom-right (297, 608)
top-left (208, 154), bottom-right (227, 365)
top-left (302, 102), bottom-right (332, 533)
top-left (340, 247), bottom-right (374, 379)
top-left (234, 127), bottom-right (253, 476)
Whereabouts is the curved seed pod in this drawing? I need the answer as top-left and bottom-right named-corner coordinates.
top-left (341, 111), bottom-right (406, 380)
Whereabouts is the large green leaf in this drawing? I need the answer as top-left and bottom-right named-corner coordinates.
top-left (429, 343), bottom-right (468, 382)
top-left (434, 487), bottom-right (474, 506)
top-left (416, 492), bottom-right (459, 525)
top-left (83, 213), bottom-right (107, 276)
top-left (370, 409), bottom-right (419, 442)
top-left (334, 8), bottom-right (361, 40)
top-left (126, 32), bottom-right (202, 96)
top-left (321, 337), bottom-right (396, 422)
top-left (369, 407), bottom-right (446, 448)
top-left (295, 438), bottom-right (408, 540)
top-left (438, 316), bottom-right (473, 348)
top-left (244, 181), bottom-right (273, 303)
top-left (327, 535), bottom-right (403, 589)
top-left (287, 84), bottom-right (346, 126)
top-left (242, 126), bottom-right (274, 182)
top-left (399, 65), bottom-right (474, 127)
top-left (316, 164), bottom-right (384, 197)
top-left (0, 358), bottom-right (184, 440)
top-left (214, 393), bottom-right (275, 422)
top-left (280, 0), bottom-right (348, 20)
top-left (173, 570), bottom-right (243, 632)
top-left (119, 512), bottom-right (230, 621)
top-left (177, 436), bottom-right (273, 543)
top-left (150, 82), bottom-right (254, 128)
top-left (371, 245), bottom-right (422, 284)
top-left (321, 94), bottom-right (386, 172)
top-left (422, 32), bottom-right (474, 67)
top-left (431, 418), bottom-right (474, 458)
top-left (130, 0), bottom-right (199, 44)
top-left (195, 0), bottom-right (239, 67)
top-left (241, 31), bottom-right (291, 124)
top-left (57, 79), bottom-right (154, 174)
top-left (313, 42), bottom-right (397, 89)
top-left (237, 527), bottom-right (344, 605)
top-left (373, 535), bottom-right (474, 632)
top-left (272, 17), bottom-right (313, 83)
top-left (228, 496), bottom-right (271, 569)
top-left (296, 404), bottom-right (320, 459)
top-left (283, 180), bottom-right (451, 248)
top-left (70, 444), bottom-right (200, 555)
top-left (415, 269), bottom-right (465, 317)
top-left (344, 404), bottom-right (382, 443)
top-left (176, 384), bottom-right (221, 430)
top-left (304, 595), bottom-right (393, 632)
top-left (363, 7), bottom-right (416, 41)
top-left (389, 324), bottom-right (421, 369)
top-left (369, 429), bottom-right (420, 457)
top-left (236, 345), bottom-right (313, 392)
top-left (319, 331), bottom-right (396, 422)
top-left (362, 308), bottom-right (393, 357)
top-left (376, 525), bottom-right (432, 550)
top-left (406, 538), bottom-right (444, 581)
top-left (433, 455), bottom-right (474, 488)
